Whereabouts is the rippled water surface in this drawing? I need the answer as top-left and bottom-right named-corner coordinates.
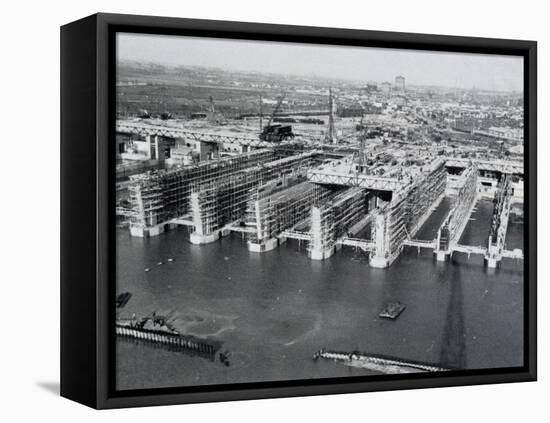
top-left (116, 198), bottom-right (524, 390)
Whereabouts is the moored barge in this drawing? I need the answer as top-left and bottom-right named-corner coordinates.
top-left (313, 348), bottom-right (451, 373)
top-left (116, 315), bottom-right (222, 360)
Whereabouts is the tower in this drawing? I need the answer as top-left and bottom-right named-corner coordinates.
top-left (324, 88), bottom-right (336, 144)
top-left (394, 75), bottom-right (405, 92)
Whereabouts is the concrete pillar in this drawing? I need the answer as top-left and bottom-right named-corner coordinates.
top-left (188, 191), bottom-right (225, 244)
top-left (435, 250), bottom-right (450, 262)
top-left (154, 135), bottom-right (166, 163)
top-left (434, 226), bottom-right (450, 262)
top-left (308, 206), bottom-right (335, 260)
top-left (484, 237), bottom-right (502, 268)
top-left (189, 230), bottom-right (221, 244)
top-left (129, 223), bottom-right (166, 238)
top-left (145, 135), bottom-right (163, 160)
top-left (130, 226), bottom-right (146, 237)
top-left (369, 213), bottom-right (389, 268)
top-left (198, 141), bottom-right (220, 161)
top-left (369, 257), bottom-right (389, 268)
top-left (190, 192), bottom-right (205, 235)
top-left (309, 246), bottom-right (335, 261)
top-left (484, 256), bottom-right (499, 268)
top-left (248, 237), bottom-right (285, 253)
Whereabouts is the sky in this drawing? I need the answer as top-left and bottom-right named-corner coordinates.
top-left (117, 33), bottom-right (523, 92)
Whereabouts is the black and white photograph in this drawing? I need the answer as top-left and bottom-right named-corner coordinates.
top-left (113, 32), bottom-right (527, 391)
top-left (3, 0), bottom-right (547, 419)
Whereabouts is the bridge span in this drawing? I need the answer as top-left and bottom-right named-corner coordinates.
top-left (116, 120), bottom-right (300, 149)
top-left (444, 157), bottom-right (523, 175)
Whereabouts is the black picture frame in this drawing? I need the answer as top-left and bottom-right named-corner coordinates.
top-left (60, 12), bottom-right (537, 409)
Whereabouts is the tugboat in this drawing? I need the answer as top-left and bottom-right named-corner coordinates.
top-left (379, 302), bottom-right (406, 319)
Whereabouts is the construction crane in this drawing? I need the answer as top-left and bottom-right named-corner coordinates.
top-left (157, 86), bottom-right (173, 120)
top-left (356, 109), bottom-right (366, 132)
top-left (352, 105), bottom-right (370, 167)
top-left (259, 93), bottom-right (295, 142)
top-left (259, 94), bottom-right (263, 131)
top-left (323, 88), bottom-right (336, 144)
top-left (137, 109), bottom-right (151, 119)
top-left (207, 96), bottom-right (224, 124)
top-left (358, 121), bottom-right (369, 167)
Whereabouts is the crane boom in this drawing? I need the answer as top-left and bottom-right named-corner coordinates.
top-left (266, 94), bottom-right (285, 127)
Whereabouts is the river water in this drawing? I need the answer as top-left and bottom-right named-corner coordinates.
top-left (116, 198), bottom-right (524, 390)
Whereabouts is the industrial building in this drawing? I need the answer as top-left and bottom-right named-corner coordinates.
top-left (394, 75), bottom-right (406, 92)
top-left (114, 73), bottom-right (524, 270)
top-left (121, 119), bottom-right (524, 269)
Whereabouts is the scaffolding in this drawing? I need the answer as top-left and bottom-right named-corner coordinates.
top-left (191, 168), bottom-right (266, 236)
top-left (189, 151), bottom-right (320, 241)
top-left (128, 149), bottom-right (277, 233)
top-left (309, 188), bottom-right (369, 259)
top-left (128, 179), bottom-right (163, 227)
top-left (371, 160), bottom-right (447, 267)
top-left (489, 174), bottom-right (512, 245)
top-left (485, 174), bottom-right (512, 267)
top-left (246, 178), bottom-right (334, 245)
top-left (435, 163), bottom-right (478, 259)
top-left (402, 161), bottom-right (447, 235)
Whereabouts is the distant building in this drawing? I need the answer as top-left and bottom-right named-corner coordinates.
top-left (452, 117), bottom-right (480, 133)
top-left (485, 127), bottom-right (523, 142)
top-left (363, 102), bottom-right (383, 114)
top-left (394, 75), bottom-right (405, 92)
top-left (380, 82), bottom-right (392, 94)
top-left (363, 83), bottom-right (378, 94)
top-left (337, 103), bottom-right (364, 118)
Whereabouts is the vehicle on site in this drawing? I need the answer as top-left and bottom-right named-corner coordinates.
top-left (137, 109), bottom-right (151, 119)
top-left (260, 124), bottom-right (294, 142)
top-left (259, 94), bottom-right (295, 142)
top-left (159, 111), bottom-right (173, 120)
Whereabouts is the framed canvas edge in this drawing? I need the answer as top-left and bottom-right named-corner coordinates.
top-left (60, 14), bottom-right (99, 409)
top-left (74, 12), bottom-right (537, 409)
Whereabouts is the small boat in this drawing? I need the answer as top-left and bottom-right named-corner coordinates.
top-left (167, 258), bottom-right (174, 262)
top-left (379, 302), bottom-right (406, 319)
top-left (219, 351), bottom-right (231, 367)
top-left (157, 261), bottom-right (163, 265)
top-left (144, 268), bottom-right (151, 272)
top-left (115, 292), bottom-right (132, 308)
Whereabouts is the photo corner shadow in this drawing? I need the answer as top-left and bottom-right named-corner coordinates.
top-left (36, 381), bottom-right (60, 396)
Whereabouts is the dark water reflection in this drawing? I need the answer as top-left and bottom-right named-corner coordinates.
top-left (116, 198), bottom-right (524, 390)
